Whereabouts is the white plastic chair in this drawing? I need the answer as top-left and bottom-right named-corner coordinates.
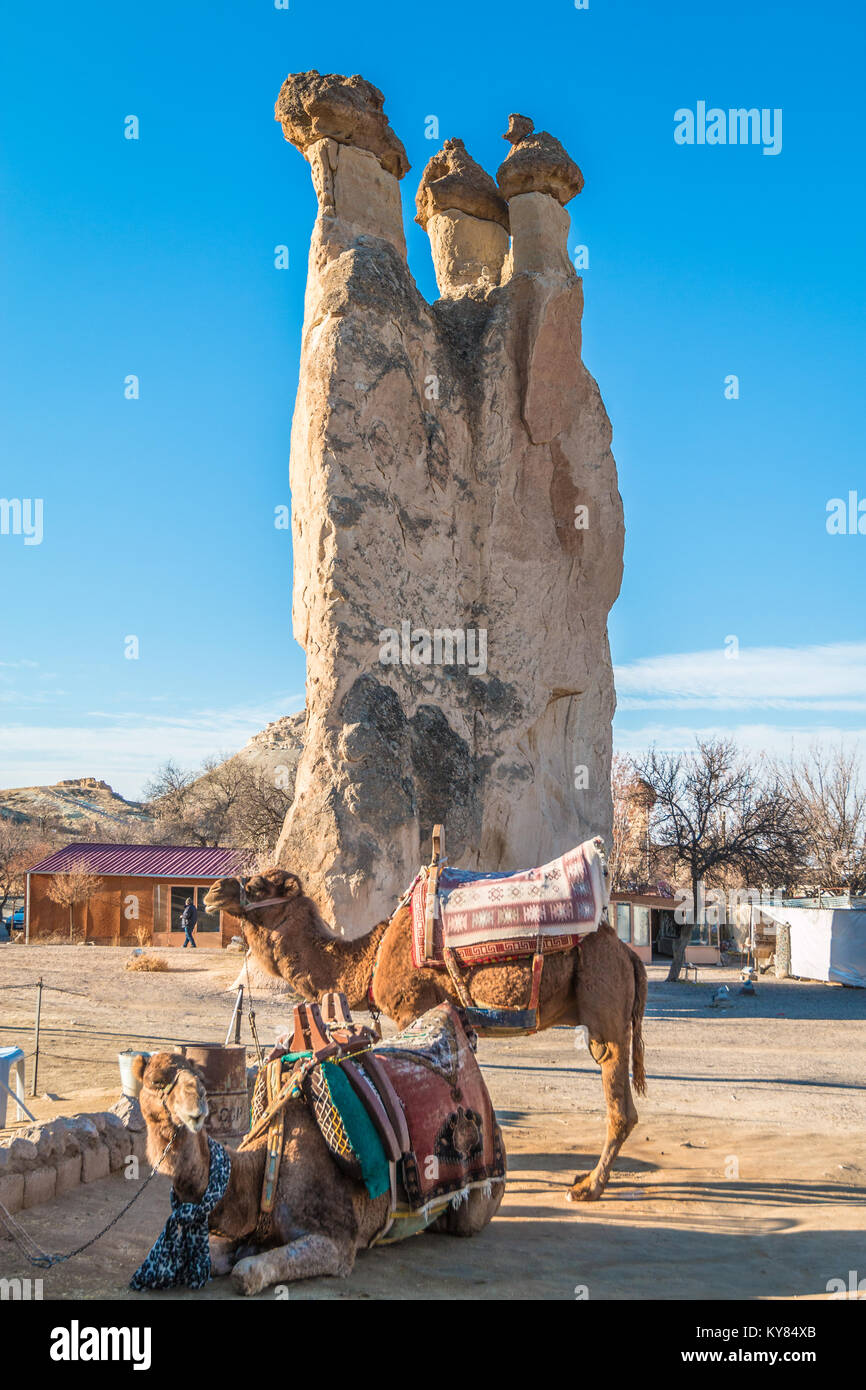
top-left (0, 1045), bottom-right (28, 1127)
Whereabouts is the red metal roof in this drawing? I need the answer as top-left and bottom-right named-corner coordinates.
top-left (28, 843), bottom-right (250, 880)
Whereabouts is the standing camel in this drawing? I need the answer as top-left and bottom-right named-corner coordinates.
top-left (132, 1050), bottom-right (504, 1296)
top-left (205, 868), bottom-right (648, 1202)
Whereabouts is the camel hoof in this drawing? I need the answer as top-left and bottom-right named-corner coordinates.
top-left (231, 1257), bottom-right (265, 1297)
top-left (566, 1176), bottom-right (604, 1203)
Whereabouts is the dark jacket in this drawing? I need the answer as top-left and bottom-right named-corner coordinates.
top-left (181, 903), bottom-right (198, 931)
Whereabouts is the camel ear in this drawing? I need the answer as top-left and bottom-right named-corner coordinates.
top-left (130, 1054), bottom-right (149, 1085)
top-left (266, 868), bottom-right (304, 898)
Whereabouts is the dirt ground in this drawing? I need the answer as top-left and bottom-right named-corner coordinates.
top-left (1, 942), bottom-right (864, 1300)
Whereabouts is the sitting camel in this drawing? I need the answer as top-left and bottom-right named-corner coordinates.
top-left (132, 1050), bottom-right (504, 1296)
top-left (205, 867), bottom-right (648, 1203)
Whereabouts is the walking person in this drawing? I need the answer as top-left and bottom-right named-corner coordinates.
top-left (180, 897), bottom-right (198, 948)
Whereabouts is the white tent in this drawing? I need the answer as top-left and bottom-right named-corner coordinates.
top-left (761, 906), bottom-right (866, 987)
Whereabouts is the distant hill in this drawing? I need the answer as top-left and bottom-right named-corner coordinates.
top-left (0, 711), bottom-right (306, 845)
top-left (229, 711), bottom-right (305, 785)
top-left (0, 777), bottom-right (151, 839)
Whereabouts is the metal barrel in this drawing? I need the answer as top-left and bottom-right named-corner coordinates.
top-left (118, 1049), bottom-right (151, 1098)
top-left (174, 1043), bottom-right (249, 1142)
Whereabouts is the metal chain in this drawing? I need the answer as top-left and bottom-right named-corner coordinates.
top-left (0, 1131), bottom-right (177, 1270)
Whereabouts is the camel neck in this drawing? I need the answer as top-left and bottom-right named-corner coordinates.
top-left (305, 916), bottom-right (389, 1003)
top-left (146, 1118), bottom-right (266, 1240)
top-left (246, 909), bottom-right (389, 1009)
top-left (156, 1123), bottom-right (210, 1204)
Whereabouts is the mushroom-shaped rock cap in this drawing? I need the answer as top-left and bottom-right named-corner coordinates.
top-left (274, 70), bottom-right (409, 180)
top-left (496, 114), bottom-right (583, 205)
top-left (415, 138), bottom-right (509, 231)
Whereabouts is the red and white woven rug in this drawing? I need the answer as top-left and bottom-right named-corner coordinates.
top-left (410, 837), bottom-right (609, 968)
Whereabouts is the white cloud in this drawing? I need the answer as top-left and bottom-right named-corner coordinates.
top-left (615, 640), bottom-right (866, 711)
top-left (613, 720), bottom-right (866, 760)
top-left (0, 695), bottom-right (304, 801)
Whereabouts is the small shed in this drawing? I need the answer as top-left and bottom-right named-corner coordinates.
top-left (25, 843), bottom-right (249, 947)
top-left (610, 889), bottom-right (721, 965)
top-left (759, 904), bottom-right (866, 987)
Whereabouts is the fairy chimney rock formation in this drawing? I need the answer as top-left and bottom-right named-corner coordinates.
top-left (274, 71), bottom-right (624, 932)
top-left (416, 138), bottom-right (510, 295)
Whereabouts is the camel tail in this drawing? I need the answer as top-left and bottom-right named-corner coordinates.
top-left (630, 950), bottom-right (648, 1097)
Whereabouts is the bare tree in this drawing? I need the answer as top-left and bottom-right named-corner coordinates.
top-left (46, 861), bottom-right (104, 942)
top-left (776, 742), bottom-right (866, 896)
top-left (0, 818), bottom-right (52, 921)
top-left (224, 763), bottom-right (293, 854)
top-left (144, 760), bottom-right (196, 826)
top-left (634, 739), bottom-right (802, 981)
top-left (145, 755), bottom-right (290, 856)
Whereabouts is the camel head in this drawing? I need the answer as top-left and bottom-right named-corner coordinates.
top-left (133, 1051), bottom-right (209, 1135)
top-left (204, 866), bottom-right (305, 924)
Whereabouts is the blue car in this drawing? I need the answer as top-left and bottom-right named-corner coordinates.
top-left (3, 907), bottom-right (25, 937)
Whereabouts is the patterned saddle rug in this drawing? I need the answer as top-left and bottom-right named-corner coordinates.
top-left (410, 836), bottom-right (609, 969)
top-left (249, 1002), bottom-right (505, 1245)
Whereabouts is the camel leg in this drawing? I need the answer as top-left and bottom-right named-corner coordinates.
top-left (566, 1040), bottom-right (638, 1203)
top-left (231, 1233), bottom-right (354, 1296)
top-left (209, 1235), bottom-right (243, 1277)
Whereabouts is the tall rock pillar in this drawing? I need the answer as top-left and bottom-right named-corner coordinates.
top-left (274, 73), bottom-right (624, 932)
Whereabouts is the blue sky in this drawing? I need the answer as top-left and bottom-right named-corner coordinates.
top-left (1, 0), bottom-right (864, 798)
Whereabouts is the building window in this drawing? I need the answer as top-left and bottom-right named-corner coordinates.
top-left (615, 902), bottom-right (631, 943)
top-left (690, 921), bottom-right (719, 948)
top-left (153, 883), bottom-right (165, 932)
top-left (168, 886), bottom-right (220, 933)
top-left (633, 905), bottom-right (651, 947)
top-left (195, 887), bottom-right (221, 933)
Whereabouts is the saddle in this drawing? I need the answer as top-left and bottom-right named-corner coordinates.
top-left (404, 828), bottom-right (610, 1034)
top-left (244, 995), bottom-right (504, 1245)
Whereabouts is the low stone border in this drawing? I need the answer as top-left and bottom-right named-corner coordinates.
top-left (0, 1104), bottom-right (147, 1216)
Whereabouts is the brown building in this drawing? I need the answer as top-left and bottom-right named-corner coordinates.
top-left (25, 843), bottom-right (249, 947)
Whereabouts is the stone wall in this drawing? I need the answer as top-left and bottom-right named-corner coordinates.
top-left (0, 1109), bottom-right (147, 1216)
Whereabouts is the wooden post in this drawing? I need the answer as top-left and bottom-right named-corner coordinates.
top-left (431, 824), bottom-right (443, 866)
top-left (424, 824), bottom-right (445, 962)
top-left (225, 985), bottom-right (244, 1046)
top-left (31, 976), bottom-right (43, 1097)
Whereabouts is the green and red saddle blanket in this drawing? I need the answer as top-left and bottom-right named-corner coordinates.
top-left (410, 836), bottom-right (609, 969)
top-left (250, 1003), bottom-right (505, 1244)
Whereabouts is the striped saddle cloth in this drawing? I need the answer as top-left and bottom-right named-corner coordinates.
top-left (410, 836), bottom-right (609, 968)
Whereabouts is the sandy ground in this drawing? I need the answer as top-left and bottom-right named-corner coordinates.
top-left (1, 942), bottom-right (864, 1300)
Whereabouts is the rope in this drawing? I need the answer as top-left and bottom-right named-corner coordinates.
top-left (243, 952), bottom-right (264, 1066)
top-left (0, 1132), bottom-right (176, 1270)
top-left (0, 984), bottom-right (90, 997)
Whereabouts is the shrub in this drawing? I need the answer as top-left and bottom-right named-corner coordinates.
top-left (125, 953), bottom-right (168, 972)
